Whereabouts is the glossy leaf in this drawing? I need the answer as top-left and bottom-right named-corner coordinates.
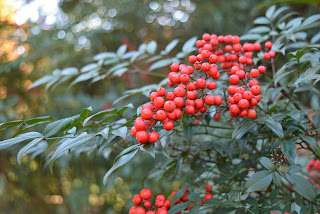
top-left (244, 170), bottom-right (272, 193)
top-left (0, 132), bottom-right (43, 150)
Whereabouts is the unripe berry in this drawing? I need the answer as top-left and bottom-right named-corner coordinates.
top-left (148, 131), bottom-right (159, 143)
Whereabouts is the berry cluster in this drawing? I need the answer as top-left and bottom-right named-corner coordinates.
top-left (306, 159), bottom-right (320, 190)
top-left (129, 185), bottom-right (214, 214)
top-left (131, 33), bottom-right (275, 144)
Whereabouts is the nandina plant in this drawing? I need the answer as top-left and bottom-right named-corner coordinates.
top-left (0, 5), bottom-right (320, 214)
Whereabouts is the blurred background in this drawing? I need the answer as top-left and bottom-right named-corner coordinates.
top-left (0, 0), bottom-right (319, 213)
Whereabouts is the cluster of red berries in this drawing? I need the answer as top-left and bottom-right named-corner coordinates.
top-left (130, 33), bottom-right (275, 144)
top-left (306, 159), bottom-right (320, 190)
top-left (129, 185), bottom-right (214, 214)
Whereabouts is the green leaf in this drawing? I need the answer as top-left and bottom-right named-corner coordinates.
top-left (93, 52), bottom-right (116, 61)
top-left (83, 108), bottom-right (117, 127)
top-left (29, 75), bottom-right (52, 89)
top-left (266, 5), bottom-right (276, 19)
top-left (302, 14), bottom-right (320, 27)
top-left (301, 135), bottom-right (317, 148)
top-left (280, 138), bottom-right (298, 164)
top-left (164, 39), bottom-right (179, 54)
top-left (288, 164), bottom-right (302, 174)
top-left (168, 202), bottom-right (193, 214)
top-left (103, 145), bottom-right (139, 184)
top-left (244, 170), bottom-right (272, 193)
top-left (240, 34), bottom-right (262, 41)
top-left (292, 174), bottom-right (317, 203)
top-left (259, 157), bottom-right (275, 171)
top-left (117, 44), bottom-right (127, 57)
top-left (253, 17), bottom-right (270, 24)
top-left (111, 127), bottom-right (127, 139)
top-left (273, 172), bottom-right (281, 186)
top-left (265, 115), bottom-right (284, 139)
top-left (232, 120), bottom-right (257, 141)
top-left (43, 115), bottom-right (79, 137)
top-left (311, 32), bottom-right (320, 44)
top-left (206, 198), bottom-right (219, 206)
top-left (117, 103), bottom-right (134, 116)
top-left (17, 138), bottom-right (43, 165)
top-left (249, 26), bottom-right (271, 34)
top-left (182, 36), bottom-right (197, 53)
top-left (100, 127), bottom-right (109, 140)
top-left (170, 188), bottom-right (187, 208)
top-left (149, 58), bottom-right (176, 71)
top-left (24, 116), bottom-right (53, 125)
top-left (74, 106), bottom-right (93, 125)
top-left (140, 144), bottom-right (155, 158)
top-left (81, 63), bottom-right (99, 73)
top-left (0, 132), bottom-right (43, 150)
top-left (187, 192), bottom-right (201, 203)
top-left (147, 40), bottom-right (157, 54)
top-left (61, 67), bottom-right (78, 76)
top-left (189, 204), bottom-right (201, 214)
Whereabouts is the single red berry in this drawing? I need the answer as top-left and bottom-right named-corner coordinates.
top-left (130, 126), bottom-right (137, 137)
top-left (269, 50), bottom-right (276, 58)
top-left (146, 211), bottom-right (155, 214)
top-left (253, 42), bottom-right (261, 51)
top-left (204, 193), bottom-right (213, 200)
top-left (196, 78), bottom-right (206, 89)
top-left (141, 108), bottom-right (153, 120)
top-left (136, 131), bottom-right (149, 144)
top-left (207, 81), bottom-right (217, 90)
top-left (233, 93), bottom-right (243, 103)
top-left (228, 85), bottom-right (237, 95)
top-left (213, 112), bottom-right (220, 121)
top-left (239, 109), bottom-right (248, 118)
top-left (189, 55), bottom-right (197, 63)
top-left (133, 194), bottom-right (142, 206)
top-left (156, 195), bottom-right (165, 201)
top-left (201, 50), bottom-right (211, 58)
top-left (186, 82), bottom-right (196, 91)
top-left (250, 69), bottom-right (259, 78)
top-left (231, 35), bottom-right (240, 44)
top-left (247, 109), bottom-right (256, 119)
top-left (149, 92), bottom-right (158, 101)
top-left (243, 91), bottom-right (253, 100)
top-left (170, 63), bottom-right (179, 72)
top-left (129, 206), bottom-right (137, 214)
top-left (163, 120), bottom-right (174, 130)
top-left (164, 101), bottom-right (176, 113)
top-left (251, 85), bottom-right (261, 95)
top-left (186, 91), bottom-right (197, 100)
top-left (155, 110), bottom-right (167, 121)
top-left (134, 120), bottom-right (146, 131)
top-left (230, 104), bottom-right (240, 115)
top-left (236, 70), bottom-right (245, 80)
top-left (205, 95), bottom-right (215, 105)
top-left (239, 56), bottom-right (247, 64)
top-left (166, 92), bottom-right (175, 100)
top-left (174, 87), bottom-right (186, 97)
top-left (148, 131), bottom-right (159, 143)
top-left (185, 105), bottom-right (195, 114)
top-left (144, 200), bottom-right (152, 208)
top-left (136, 207), bottom-right (146, 214)
top-left (214, 96), bottom-right (223, 106)
top-left (238, 99), bottom-right (249, 109)
top-left (249, 79), bottom-right (259, 87)
top-left (209, 54), bottom-right (218, 63)
top-left (250, 98), bottom-right (258, 106)
top-left (173, 97), bottom-right (185, 108)
top-left (154, 97), bottom-right (165, 108)
top-left (174, 108), bottom-right (182, 118)
top-left (263, 52), bottom-right (271, 60)
top-left (205, 184), bottom-right (212, 192)
top-left (157, 87), bottom-right (166, 96)
top-left (140, 189), bottom-right (152, 200)
top-left (229, 74), bottom-right (240, 85)
top-left (265, 41), bottom-right (272, 49)
top-left (180, 74), bottom-right (190, 83)
top-left (157, 208), bottom-right (168, 214)
top-left (258, 66), bottom-right (266, 73)
top-left (195, 99), bottom-right (204, 109)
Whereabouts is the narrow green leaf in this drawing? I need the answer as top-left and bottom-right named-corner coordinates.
top-left (29, 75), bottom-right (52, 89)
top-left (147, 41), bottom-right (157, 54)
top-left (111, 127), bottom-right (127, 139)
top-left (164, 39), bottom-right (179, 54)
top-left (83, 109), bottom-right (117, 127)
top-left (149, 58), bottom-right (176, 71)
top-left (103, 146), bottom-right (139, 184)
top-left (93, 52), bottom-right (116, 61)
top-left (253, 17), bottom-right (270, 24)
top-left (266, 5), bottom-right (276, 19)
top-left (265, 115), bottom-right (284, 139)
top-left (232, 120), bottom-right (257, 141)
top-left (288, 164), bottom-right (302, 174)
top-left (81, 63), bottom-right (99, 73)
top-left (182, 37), bottom-right (197, 53)
top-left (244, 170), bottom-right (272, 193)
top-left (17, 138), bottom-right (43, 165)
top-left (189, 204), bottom-right (201, 214)
top-left (259, 157), bottom-right (275, 171)
top-left (170, 188), bottom-right (187, 208)
top-left (280, 137), bottom-right (298, 164)
top-left (43, 115), bottom-right (79, 137)
top-left (61, 67), bottom-right (78, 76)
top-left (292, 174), bottom-right (317, 203)
top-left (0, 132), bottom-right (43, 150)
top-left (272, 172), bottom-right (281, 186)
top-left (168, 202), bottom-right (193, 214)
top-left (24, 116), bottom-right (53, 125)
top-left (301, 135), bottom-right (317, 148)
top-left (100, 127), bottom-right (109, 140)
top-left (140, 144), bottom-right (155, 158)
top-left (117, 44), bottom-right (127, 57)
top-left (187, 192), bottom-right (201, 203)
top-left (240, 34), bottom-right (262, 41)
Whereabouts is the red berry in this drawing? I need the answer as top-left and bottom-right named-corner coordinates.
top-left (170, 63), bottom-right (179, 72)
top-left (214, 96), bottom-right (223, 106)
top-left (269, 50), bottom-right (276, 58)
top-left (243, 91), bottom-right (253, 100)
top-left (239, 56), bottom-right (247, 64)
top-left (134, 120), bottom-right (146, 131)
top-left (148, 131), bottom-right (159, 143)
top-left (189, 55), bottom-right (197, 63)
top-left (207, 81), bottom-right (217, 90)
top-left (156, 195), bottom-right (165, 201)
top-left (130, 126), bottom-right (137, 137)
top-left (202, 33), bottom-right (211, 41)
top-left (201, 62), bottom-right (210, 71)
top-left (239, 109), bottom-right (248, 118)
top-left (230, 104), bottom-right (240, 115)
top-left (133, 194), bottom-right (142, 206)
top-left (238, 99), bottom-right (249, 109)
top-left (157, 87), bottom-right (166, 96)
top-left (186, 91), bottom-right (197, 100)
top-left (149, 92), bottom-right (158, 101)
top-left (205, 95), bottom-right (215, 105)
top-left (263, 52), bottom-right (271, 60)
top-left (144, 200), bottom-right (152, 208)
top-left (164, 101), bottom-right (176, 112)
top-left (174, 87), bottom-right (186, 97)
top-left (180, 74), bottom-right (190, 83)
top-left (258, 66), bottom-right (266, 73)
top-left (187, 82), bottom-right (196, 91)
top-left (233, 93), bottom-right (243, 103)
top-left (250, 98), bottom-right (258, 106)
top-left (146, 211), bottom-right (155, 214)
top-left (174, 108), bottom-right (182, 118)
top-left (155, 110), bottom-right (167, 121)
top-left (265, 41), bottom-right (272, 49)
top-left (204, 193), bottom-right (213, 200)
top-left (185, 105), bottom-right (195, 114)
top-left (157, 208), bottom-right (168, 214)
top-left (214, 112), bottom-right (220, 121)
top-left (247, 109), bottom-right (256, 119)
top-left (228, 85), bottom-right (237, 95)
top-left (231, 35), bottom-right (240, 44)
top-left (253, 42), bottom-right (261, 51)
top-left (251, 85), bottom-right (261, 95)
top-left (236, 70), bottom-right (245, 80)
top-left (136, 207), bottom-right (146, 214)
top-left (163, 120), bottom-right (174, 130)
top-left (129, 206), bottom-right (137, 214)
top-left (209, 54), bottom-right (218, 63)
top-left (196, 78), bottom-right (206, 89)
top-left (229, 74), bottom-right (240, 85)
top-left (166, 92), bottom-right (175, 100)
top-left (250, 69), bottom-right (259, 78)
top-left (136, 131), bottom-right (149, 144)
top-left (249, 79), bottom-right (259, 87)
top-left (173, 97), bottom-right (185, 108)
top-left (195, 99), bottom-right (204, 109)
top-left (141, 108), bottom-right (153, 120)
top-left (205, 184), bottom-right (212, 192)
top-left (140, 189), bottom-right (152, 200)
top-left (154, 97), bottom-right (165, 108)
